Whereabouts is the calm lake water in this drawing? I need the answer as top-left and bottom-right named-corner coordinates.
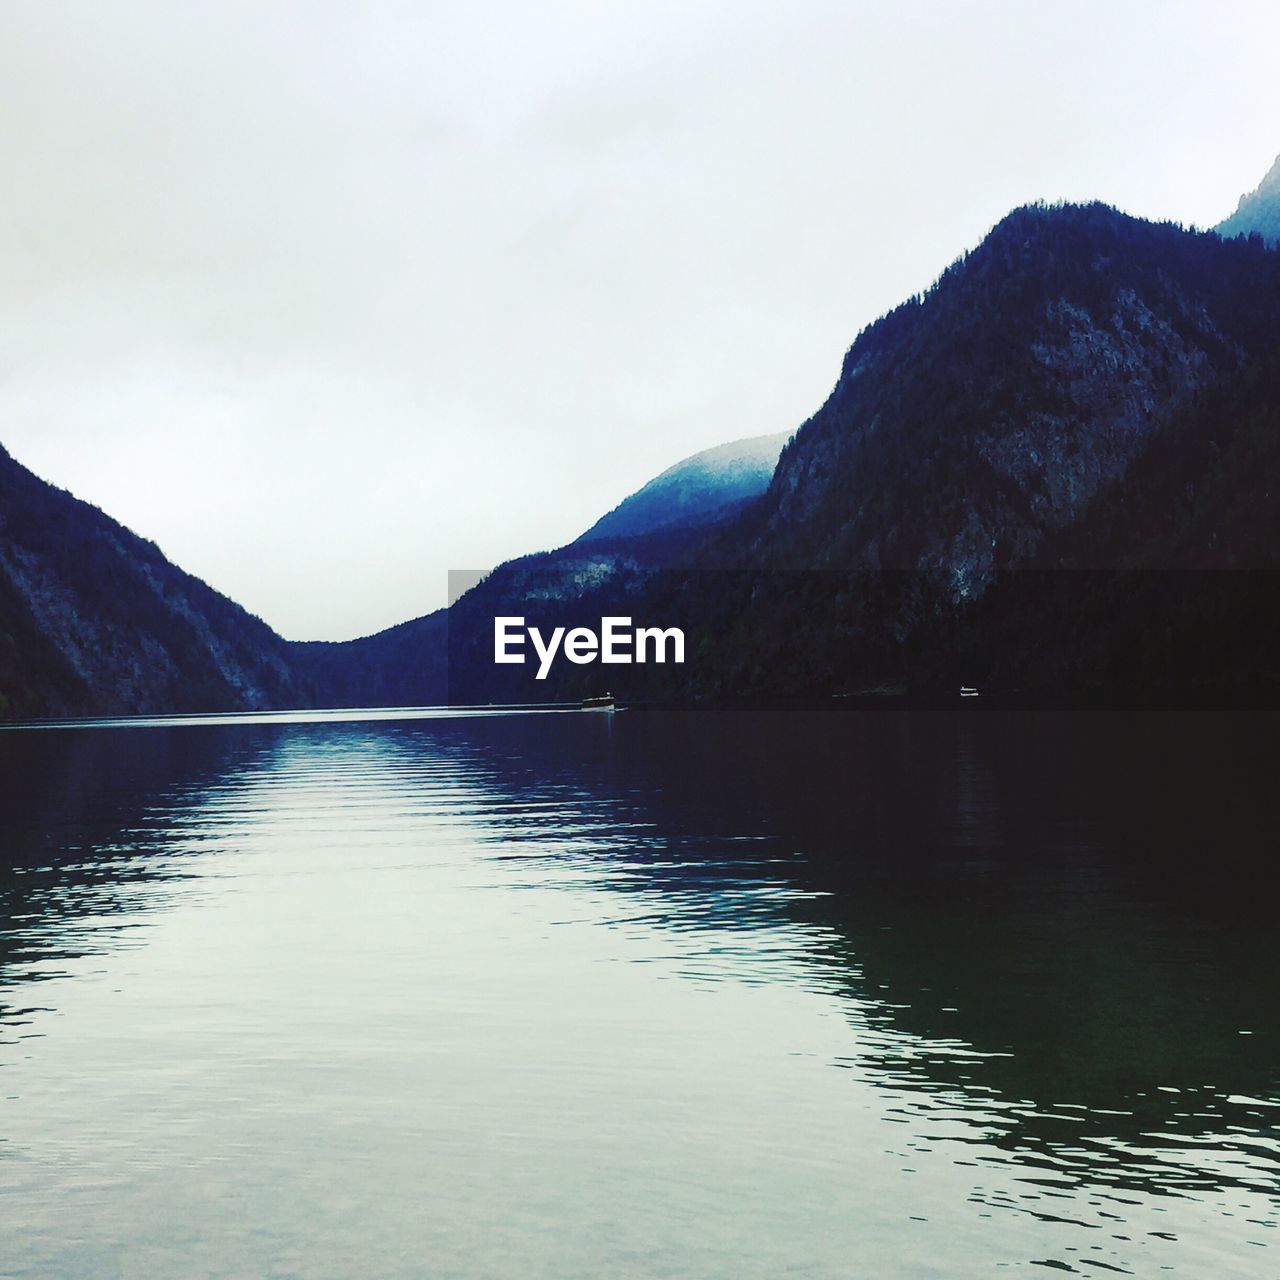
top-left (1, 707), bottom-right (1276, 1278)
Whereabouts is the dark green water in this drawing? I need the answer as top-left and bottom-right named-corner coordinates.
top-left (1, 707), bottom-right (1277, 1277)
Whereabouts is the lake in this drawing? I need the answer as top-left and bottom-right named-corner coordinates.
top-left (1, 706), bottom-right (1277, 1277)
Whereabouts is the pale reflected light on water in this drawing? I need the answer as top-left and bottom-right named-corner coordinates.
top-left (0, 708), bottom-right (1276, 1277)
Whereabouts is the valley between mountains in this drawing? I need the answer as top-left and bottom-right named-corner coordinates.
top-left (4, 154), bottom-right (1280, 717)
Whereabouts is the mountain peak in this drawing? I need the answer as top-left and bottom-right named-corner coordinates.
top-left (575, 432), bottom-right (788, 544)
top-left (1216, 151), bottom-right (1280, 245)
top-left (758, 203), bottom-right (1280, 580)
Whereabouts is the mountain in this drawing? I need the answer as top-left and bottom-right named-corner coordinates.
top-left (290, 609), bottom-right (449, 709)
top-left (431, 202), bottom-right (1280, 703)
top-left (1217, 151), bottom-right (1280, 245)
top-left (745, 203), bottom-right (1279, 578)
top-left (575, 433), bottom-right (787, 543)
top-left (6, 189), bottom-right (1280, 718)
top-left (288, 434), bottom-right (789, 709)
top-left (0, 444), bottom-right (312, 719)
top-left (0, 424), bottom-right (782, 718)
top-left (704, 204), bottom-right (1280, 696)
top-left (303, 201), bottom-right (1280, 708)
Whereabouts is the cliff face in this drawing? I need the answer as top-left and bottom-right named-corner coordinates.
top-left (1217, 151), bottom-right (1280, 246)
top-left (0, 445), bottom-right (312, 719)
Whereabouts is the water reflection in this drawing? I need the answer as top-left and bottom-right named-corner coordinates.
top-left (0, 727), bottom-right (270, 1003)
top-left (0, 708), bottom-right (1276, 1277)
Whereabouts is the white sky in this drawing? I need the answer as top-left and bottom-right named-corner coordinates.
top-left (2, 0), bottom-right (1279, 639)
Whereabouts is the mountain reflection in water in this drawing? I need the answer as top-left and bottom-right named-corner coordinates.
top-left (1, 707), bottom-right (1276, 1278)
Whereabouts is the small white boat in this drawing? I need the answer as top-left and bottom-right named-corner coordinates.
top-left (960, 687), bottom-right (980, 698)
top-left (580, 694), bottom-right (615, 712)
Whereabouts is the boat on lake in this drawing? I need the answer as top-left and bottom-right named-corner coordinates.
top-left (580, 694), bottom-right (615, 712)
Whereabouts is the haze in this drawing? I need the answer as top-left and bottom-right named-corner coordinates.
top-left (2, 1), bottom-right (1278, 639)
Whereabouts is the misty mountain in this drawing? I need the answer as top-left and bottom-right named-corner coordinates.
top-left (1217, 151), bottom-right (1280, 245)
top-left (300, 422), bottom-right (793, 712)
top-left (285, 437), bottom-right (786, 708)
top-left (0, 443), bottom-right (312, 719)
top-left (6, 171), bottom-right (1280, 717)
top-left (575, 433), bottom-right (787, 543)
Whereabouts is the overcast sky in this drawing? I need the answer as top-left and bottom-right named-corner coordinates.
top-left (2, 1), bottom-right (1279, 639)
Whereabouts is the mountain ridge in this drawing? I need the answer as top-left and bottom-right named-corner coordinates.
top-left (5, 161), bottom-right (1280, 716)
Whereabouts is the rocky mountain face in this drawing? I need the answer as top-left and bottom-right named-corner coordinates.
top-left (576, 432), bottom-right (787, 543)
top-left (1217, 151), bottom-right (1280, 245)
top-left (0, 444), bottom-right (312, 719)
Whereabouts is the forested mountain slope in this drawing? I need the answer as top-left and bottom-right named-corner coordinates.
top-left (0, 444), bottom-right (312, 719)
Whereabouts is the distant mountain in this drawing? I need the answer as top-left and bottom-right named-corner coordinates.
top-left (575, 433), bottom-right (787, 543)
top-left (1217, 151), bottom-right (1280, 245)
top-left (290, 609), bottom-right (448, 709)
top-left (0, 444), bottom-right (312, 719)
top-left (289, 437), bottom-right (785, 709)
top-left (288, 434), bottom-right (789, 709)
